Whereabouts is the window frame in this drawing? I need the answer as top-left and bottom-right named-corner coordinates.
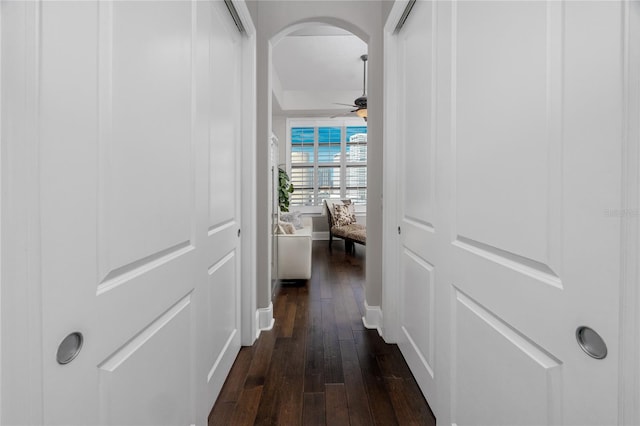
top-left (286, 117), bottom-right (367, 214)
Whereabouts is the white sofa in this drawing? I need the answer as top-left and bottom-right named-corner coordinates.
top-left (277, 216), bottom-right (313, 280)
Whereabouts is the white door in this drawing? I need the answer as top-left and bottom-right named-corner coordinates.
top-left (201, 0), bottom-right (244, 414)
top-left (396, 0), bottom-right (439, 408)
top-left (395, 1), bottom-right (625, 424)
top-left (33, 1), bottom-right (242, 424)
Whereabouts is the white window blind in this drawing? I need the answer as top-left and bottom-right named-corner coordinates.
top-left (289, 120), bottom-right (367, 207)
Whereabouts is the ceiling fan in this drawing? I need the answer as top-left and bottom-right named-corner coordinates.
top-left (332, 54), bottom-right (368, 121)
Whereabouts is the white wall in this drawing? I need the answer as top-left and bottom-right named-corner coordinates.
top-left (250, 0), bottom-right (385, 314)
top-left (272, 114), bottom-right (287, 166)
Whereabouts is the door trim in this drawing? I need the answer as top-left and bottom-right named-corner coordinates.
top-left (1, 1), bottom-right (45, 424)
top-left (235, 0), bottom-right (258, 346)
top-left (381, 0), bottom-right (407, 344)
top-left (620, 1), bottom-right (640, 423)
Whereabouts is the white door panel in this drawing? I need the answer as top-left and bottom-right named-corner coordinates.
top-left (455, 0), bottom-right (556, 266)
top-left (98, 297), bottom-right (193, 426)
top-left (99, 0), bottom-right (194, 291)
top-left (202, 0), bottom-right (243, 410)
top-left (395, 0), bottom-right (624, 424)
top-left (34, 1), bottom-right (244, 424)
top-left (397, 0), bottom-right (438, 407)
top-left (401, 249), bottom-right (435, 376)
top-left (402, 3), bottom-right (435, 228)
top-left (207, 251), bottom-right (238, 365)
top-left (450, 2), bottom-right (621, 423)
top-left (454, 290), bottom-right (561, 426)
top-left (209, 6), bottom-right (240, 229)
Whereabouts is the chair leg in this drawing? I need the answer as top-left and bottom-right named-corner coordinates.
top-left (345, 240), bottom-right (353, 253)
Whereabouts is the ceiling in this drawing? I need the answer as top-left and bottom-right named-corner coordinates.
top-left (271, 25), bottom-right (368, 117)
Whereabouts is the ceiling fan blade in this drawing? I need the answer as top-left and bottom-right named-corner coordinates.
top-left (333, 102), bottom-right (358, 108)
top-left (330, 111), bottom-right (355, 118)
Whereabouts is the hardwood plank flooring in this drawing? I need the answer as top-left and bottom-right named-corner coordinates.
top-left (209, 241), bottom-right (435, 425)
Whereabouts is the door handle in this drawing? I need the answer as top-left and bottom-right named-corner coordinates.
top-left (576, 326), bottom-right (607, 359)
top-left (57, 332), bottom-right (84, 365)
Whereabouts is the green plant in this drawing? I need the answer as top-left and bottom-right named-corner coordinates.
top-left (278, 167), bottom-right (294, 212)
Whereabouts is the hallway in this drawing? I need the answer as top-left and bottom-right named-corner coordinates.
top-left (209, 242), bottom-right (435, 425)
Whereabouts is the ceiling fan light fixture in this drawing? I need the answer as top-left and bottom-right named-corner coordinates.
top-left (356, 108), bottom-right (367, 120)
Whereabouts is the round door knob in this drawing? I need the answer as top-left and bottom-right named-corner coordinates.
top-left (576, 326), bottom-right (607, 359)
top-left (56, 332), bottom-right (84, 365)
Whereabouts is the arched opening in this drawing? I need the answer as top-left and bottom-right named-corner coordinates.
top-left (254, 5), bottom-right (385, 345)
top-left (268, 21), bottom-right (369, 299)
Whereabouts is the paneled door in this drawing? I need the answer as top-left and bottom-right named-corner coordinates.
top-left (35, 1), bottom-right (243, 424)
top-left (201, 0), bottom-right (244, 414)
top-left (396, 0), bottom-right (439, 408)
top-left (396, 1), bottom-right (626, 424)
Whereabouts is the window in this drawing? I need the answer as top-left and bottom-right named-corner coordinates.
top-left (288, 119), bottom-right (367, 208)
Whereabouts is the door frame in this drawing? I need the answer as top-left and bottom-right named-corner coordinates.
top-left (1, 1), bottom-right (45, 424)
top-left (0, 0), bottom-right (257, 423)
top-left (381, 0), bottom-right (406, 345)
top-left (381, 0), bottom-right (640, 423)
top-left (235, 0), bottom-right (258, 347)
top-left (620, 0), bottom-right (640, 423)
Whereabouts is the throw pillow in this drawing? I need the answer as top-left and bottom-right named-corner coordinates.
top-left (275, 221), bottom-right (296, 234)
top-left (280, 211), bottom-right (304, 229)
top-left (333, 204), bottom-right (356, 227)
top-left (341, 199), bottom-right (356, 218)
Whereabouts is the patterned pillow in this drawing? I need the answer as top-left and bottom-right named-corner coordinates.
top-left (333, 204), bottom-right (356, 227)
top-left (341, 199), bottom-right (355, 216)
top-left (280, 211), bottom-right (304, 229)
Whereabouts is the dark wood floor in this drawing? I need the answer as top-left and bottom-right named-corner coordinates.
top-left (209, 241), bottom-right (436, 425)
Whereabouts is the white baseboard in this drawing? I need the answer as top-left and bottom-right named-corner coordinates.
top-left (255, 302), bottom-right (275, 338)
top-left (362, 301), bottom-right (383, 336)
top-left (312, 231), bottom-right (330, 241)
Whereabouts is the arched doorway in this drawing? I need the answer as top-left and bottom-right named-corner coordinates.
top-left (253, 6), bottom-right (385, 337)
